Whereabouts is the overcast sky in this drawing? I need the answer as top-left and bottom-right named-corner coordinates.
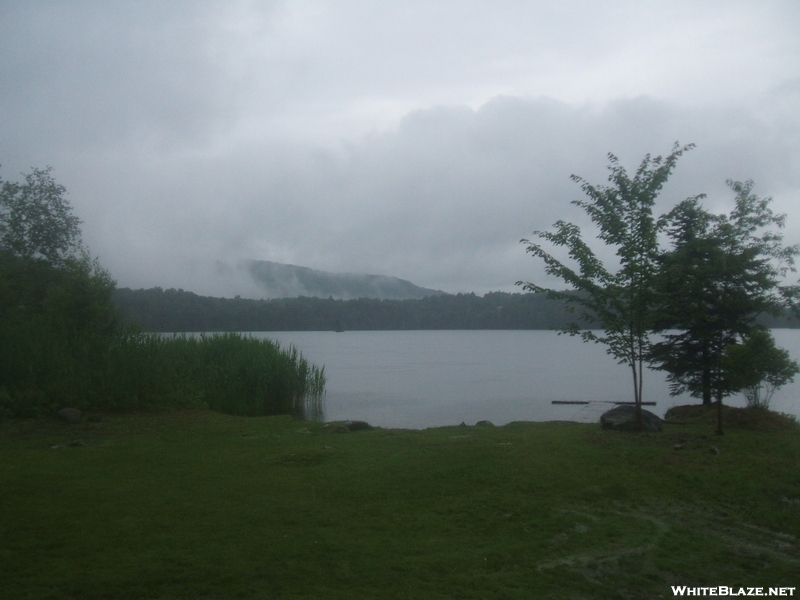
top-left (1, 0), bottom-right (798, 296)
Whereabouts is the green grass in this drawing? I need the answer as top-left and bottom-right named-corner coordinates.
top-left (1, 408), bottom-right (799, 599)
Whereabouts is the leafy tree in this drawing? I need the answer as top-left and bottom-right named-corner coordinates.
top-left (0, 166), bottom-right (82, 265)
top-left (0, 166), bottom-right (115, 335)
top-left (40, 252), bottom-right (119, 338)
top-left (0, 167), bottom-right (120, 417)
top-left (722, 327), bottom-right (799, 409)
top-left (651, 181), bottom-right (800, 411)
top-left (518, 143), bottom-right (695, 429)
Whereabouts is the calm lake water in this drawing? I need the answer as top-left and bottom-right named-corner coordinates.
top-left (255, 329), bottom-right (800, 430)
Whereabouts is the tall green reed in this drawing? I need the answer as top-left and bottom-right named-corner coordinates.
top-left (0, 324), bottom-right (325, 420)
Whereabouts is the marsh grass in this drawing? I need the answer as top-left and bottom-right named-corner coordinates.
top-left (0, 326), bottom-right (325, 419)
top-left (100, 333), bottom-right (326, 419)
top-left (1, 410), bottom-right (799, 599)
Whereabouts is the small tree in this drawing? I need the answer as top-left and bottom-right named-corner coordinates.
top-left (650, 196), bottom-right (742, 406)
top-left (518, 143), bottom-right (694, 429)
top-left (651, 182), bottom-right (799, 426)
top-left (723, 327), bottom-right (799, 409)
top-left (0, 166), bottom-right (82, 265)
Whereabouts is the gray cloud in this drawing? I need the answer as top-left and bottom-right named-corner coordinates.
top-left (1, 1), bottom-right (798, 297)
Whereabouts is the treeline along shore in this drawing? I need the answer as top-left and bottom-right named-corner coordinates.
top-left (113, 287), bottom-right (799, 332)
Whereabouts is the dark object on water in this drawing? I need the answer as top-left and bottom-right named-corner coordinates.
top-left (552, 400), bottom-right (656, 406)
top-left (57, 407), bottom-right (82, 424)
top-left (600, 404), bottom-right (663, 432)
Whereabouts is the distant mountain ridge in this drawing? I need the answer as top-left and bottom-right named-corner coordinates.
top-left (244, 260), bottom-right (446, 300)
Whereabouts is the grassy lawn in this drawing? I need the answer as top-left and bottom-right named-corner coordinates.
top-left (1, 408), bottom-right (799, 599)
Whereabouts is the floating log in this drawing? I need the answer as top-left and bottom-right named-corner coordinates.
top-left (551, 400), bottom-right (656, 406)
top-left (551, 401), bottom-right (590, 405)
top-left (613, 401), bottom-right (656, 406)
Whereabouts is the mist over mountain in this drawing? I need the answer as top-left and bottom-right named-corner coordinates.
top-left (244, 260), bottom-right (445, 300)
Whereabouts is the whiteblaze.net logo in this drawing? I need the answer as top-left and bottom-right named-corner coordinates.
top-left (672, 587), bottom-right (796, 597)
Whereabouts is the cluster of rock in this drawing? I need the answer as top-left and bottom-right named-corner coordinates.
top-left (318, 420), bottom-right (373, 434)
top-left (599, 405), bottom-right (663, 432)
top-left (57, 407), bottom-right (82, 424)
top-left (56, 407), bottom-right (102, 424)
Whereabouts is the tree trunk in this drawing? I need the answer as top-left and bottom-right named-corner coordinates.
top-left (702, 342), bottom-right (712, 405)
top-left (631, 360), bottom-right (643, 431)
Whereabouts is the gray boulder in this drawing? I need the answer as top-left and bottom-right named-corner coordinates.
top-left (600, 405), bottom-right (662, 432)
top-left (344, 420), bottom-right (372, 431)
top-left (57, 407), bottom-right (82, 424)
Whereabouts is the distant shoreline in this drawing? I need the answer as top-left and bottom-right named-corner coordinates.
top-left (113, 287), bottom-right (799, 333)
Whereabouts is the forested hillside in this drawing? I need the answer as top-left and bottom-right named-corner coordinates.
top-left (113, 288), bottom-right (581, 331)
top-left (113, 287), bottom-right (800, 332)
top-left (245, 259), bottom-right (445, 299)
